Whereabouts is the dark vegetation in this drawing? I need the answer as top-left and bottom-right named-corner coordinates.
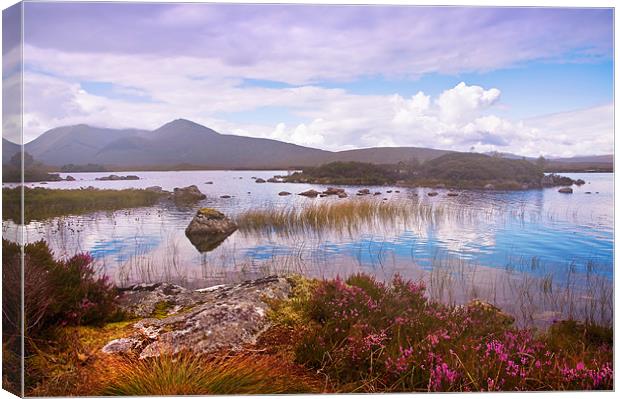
top-left (2, 152), bottom-right (63, 183)
top-left (2, 187), bottom-right (166, 223)
top-left (60, 163), bottom-right (108, 173)
top-left (418, 153), bottom-right (544, 188)
top-left (2, 239), bottom-right (123, 393)
top-left (285, 161), bottom-right (401, 185)
top-left (284, 153), bottom-right (554, 189)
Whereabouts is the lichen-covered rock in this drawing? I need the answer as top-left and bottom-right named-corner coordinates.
top-left (102, 276), bottom-right (291, 358)
top-left (467, 299), bottom-right (515, 326)
top-left (185, 208), bottom-right (237, 252)
top-left (172, 185), bottom-right (206, 202)
top-left (101, 337), bottom-right (144, 355)
top-left (117, 282), bottom-right (207, 318)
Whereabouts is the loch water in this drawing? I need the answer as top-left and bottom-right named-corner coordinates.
top-left (3, 171), bottom-right (613, 326)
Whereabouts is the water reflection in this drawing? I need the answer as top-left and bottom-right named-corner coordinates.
top-left (2, 171), bottom-right (613, 326)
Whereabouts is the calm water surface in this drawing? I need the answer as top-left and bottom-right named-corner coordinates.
top-left (3, 170), bottom-right (613, 324)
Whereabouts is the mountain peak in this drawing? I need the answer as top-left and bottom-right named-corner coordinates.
top-left (158, 118), bottom-right (210, 130)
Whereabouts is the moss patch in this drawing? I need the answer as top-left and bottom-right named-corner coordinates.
top-left (198, 207), bottom-right (225, 219)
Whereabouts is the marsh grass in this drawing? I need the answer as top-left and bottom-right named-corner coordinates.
top-left (99, 353), bottom-right (319, 395)
top-left (236, 199), bottom-right (446, 235)
top-left (2, 187), bottom-right (166, 223)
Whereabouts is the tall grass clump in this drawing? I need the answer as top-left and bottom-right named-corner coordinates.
top-left (2, 187), bottom-right (166, 223)
top-left (276, 274), bottom-right (612, 392)
top-left (100, 353), bottom-right (318, 395)
top-left (236, 199), bottom-right (436, 235)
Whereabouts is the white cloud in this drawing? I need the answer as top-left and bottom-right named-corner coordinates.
top-left (436, 82), bottom-right (501, 124)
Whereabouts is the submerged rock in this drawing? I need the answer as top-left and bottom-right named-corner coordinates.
top-left (278, 191), bottom-right (291, 196)
top-left (102, 276), bottom-right (291, 358)
top-left (298, 189), bottom-right (320, 198)
top-left (172, 185), bottom-right (206, 202)
top-left (447, 192), bottom-right (459, 197)
top-left (185, 208), bottom-right (237, 252)
top-left (427, 191), bottom-right (439, 197)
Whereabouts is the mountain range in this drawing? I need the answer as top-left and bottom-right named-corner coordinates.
top-left (1, 119), bottom-right (613, 170)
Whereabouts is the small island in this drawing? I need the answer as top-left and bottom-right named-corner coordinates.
top-left (281, 153), bottom-right (585, 190)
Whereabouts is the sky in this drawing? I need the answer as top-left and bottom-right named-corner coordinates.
top-left (2, 2), bottom-right (614, 157)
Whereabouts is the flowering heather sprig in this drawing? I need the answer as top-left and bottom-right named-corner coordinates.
top-left (293, 273), bottom-right (613, 392)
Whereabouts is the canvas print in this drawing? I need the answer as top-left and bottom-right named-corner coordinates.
top-left (1, 1), bottom-right (614, 396)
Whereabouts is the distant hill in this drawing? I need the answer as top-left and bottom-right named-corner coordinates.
top-left (4, 119), bottom-right (451, 169)
top-left (2, 138), bottom-right (20, 163)
top-left (1, 119), bottom-right (612, 171)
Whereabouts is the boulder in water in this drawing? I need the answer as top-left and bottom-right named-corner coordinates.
top-left (185, 208), bottom-right (237, 252)
top-left (172, 185), bottom-right (206, 202)
top-left (298, 189), bottom-right (320, 198)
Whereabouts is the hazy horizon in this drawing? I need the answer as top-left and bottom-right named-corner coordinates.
top-left (2, 3), bottom-right (613, 157)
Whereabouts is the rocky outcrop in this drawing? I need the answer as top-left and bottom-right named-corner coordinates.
top-left (102, 276), bottom-right (291, 358)
top-left (323, 187), bottom-right (345, 196)
top-left (558, 187), bottom-right (573, 194)
top-left (541, 174), bottom-right (583, 188)
top-left (185, 208), bottom-right (237, 252)
top-left (255, 178), bottom-right (266, 183)
top-left (298, 189), bottom-right (320, 198)
top-left (145, 186), bottom-right (164, 193)
top-left (172, 185), bottom-right (206, 202)
top-left (357, 188), bottom-right (370, 195)
top-left (65, 175), bottom-right (76, 181)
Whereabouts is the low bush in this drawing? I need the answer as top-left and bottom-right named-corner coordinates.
top-left (282, 274), bottom-right (612, 392)
top-left (2, 239), bottom-right (122, 339)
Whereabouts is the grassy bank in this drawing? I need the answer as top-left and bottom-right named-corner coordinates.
top-left (2, 187), bottom-right (166, 223)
